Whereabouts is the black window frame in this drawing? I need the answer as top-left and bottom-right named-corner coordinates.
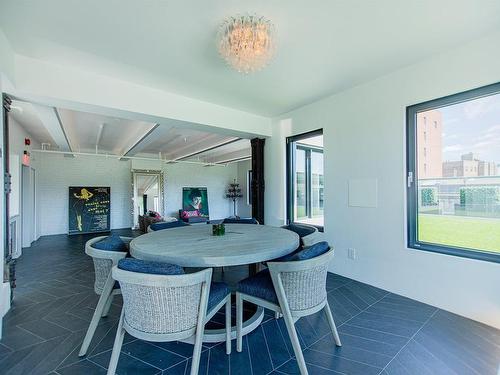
top-left (406, 82), bottom-right (500, 264)
top-left (286, 129), bottom-right (324, 231)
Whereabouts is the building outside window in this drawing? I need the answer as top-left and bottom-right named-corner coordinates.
top-left (287, 130), bottom-right (324, 228)
top-left (407, 82), bottom-right (500, 263)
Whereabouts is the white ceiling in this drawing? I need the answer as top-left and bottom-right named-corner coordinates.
top-left (1, 1), bottom-right (499, 116)
top-left (10, 101), bottom-right (56, 146)
top-left (9, 101), bottom-right (252, 164)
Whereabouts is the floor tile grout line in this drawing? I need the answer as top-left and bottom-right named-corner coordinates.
top-left (86, 356), bottom-right (111, 371)
top-left (328, 287), bottom-right (363, 312)
top-left (340, 322), bottom-right (411, 340)
top-left (308, 331), bottom-right (397, 360)
top-left (56, 357), bottom-right (88, 371)
top-left (411, 337), bottom-right (461, 375)
top-left (205, 346), bottom-right (211, 375)
top-left (356, 309), bottom-right (431, 326)
top-left (260, 324), bottom-right (275, 370)
top-left (413, 326), bottom-right (490, 375)
top-left (275, 356), bottom-right (350, 375)
top-left (245, 335), bottom-right (254, 375)
top-left (307, 347), bottom-right (385, 371)
top-left (302, 290), bottom-right (391, 354)
top-left (39, 316), bottom-right (77, 334)
top-left (339, 284), bottom-right (378, 307)
top-left (274, 317), bottom-right (292, 358)
top-left (147, 341), bottom-right (191, 359)
top-left (336, 330), bottom-right (405, 349)
top-left (429, 312), bottom-right (500, 350)
top-left (378, 308), bottom-right (439, 375)
top-left (91, 347), bottom-right (165, 373)
top-left (332, 291), bottom-right (391, 331)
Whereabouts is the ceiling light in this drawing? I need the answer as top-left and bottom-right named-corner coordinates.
top-left (217, 14), bottom-right (275, 73)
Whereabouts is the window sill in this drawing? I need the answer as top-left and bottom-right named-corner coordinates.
top-left (408, 242), bottom-right (500, 264)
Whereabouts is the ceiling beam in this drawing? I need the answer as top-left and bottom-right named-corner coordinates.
top-left (95, 123), bottom-right (105, 153)
top-left (173, 137), bottom-right (241, 161)
top-left (32, 104), bottom-right (74, 152)
top-left (120, 123), bottom-right (160, 159)
top-left (214, 155), bottom-right (251, 165)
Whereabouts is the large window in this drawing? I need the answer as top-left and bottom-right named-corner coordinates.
top-left (407, 83), bottom-right (500, 263)
top-left (287, 130), bottom-right (324, 228)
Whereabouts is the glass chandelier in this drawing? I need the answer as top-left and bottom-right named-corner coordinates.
top-left (217, 14), bottom-right (275, 73)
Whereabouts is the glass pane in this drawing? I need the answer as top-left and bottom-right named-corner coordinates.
top-left (311, 151), bottom-right (324, 225)
top-left (295, 149), bottom-right (306, 221)
top-left (415, 93), bottom-right (500, 254)
top-left (293, 134), bottom-right (324, 227)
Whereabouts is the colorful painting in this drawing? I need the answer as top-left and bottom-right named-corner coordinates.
top-left (182, 187), bottom-right (209, 217)
top-left (69, 186), bottom-right (110, 235)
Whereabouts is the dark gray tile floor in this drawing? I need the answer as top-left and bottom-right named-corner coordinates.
top-left (1, 229), bottom-right (499, 374)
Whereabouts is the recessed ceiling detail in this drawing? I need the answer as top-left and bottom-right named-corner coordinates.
top-left (10, 101), bottom-right (252, 165)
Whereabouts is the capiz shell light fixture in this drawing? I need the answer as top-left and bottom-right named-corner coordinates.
top-left (217, 14), bottom-right (275, 73)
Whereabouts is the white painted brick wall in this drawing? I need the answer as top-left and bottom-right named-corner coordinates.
top-left (163, 163), bottom-right (237, 220)
top-left (36, 154), bottom-right (242, 235)
top-left (37, 153), bottom-right (133, 235)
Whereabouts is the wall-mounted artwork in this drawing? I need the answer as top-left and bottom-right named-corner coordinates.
top-left (69, 186), bottom-right (110, 235)
top-left (182, 187), bottom-right (209, 217)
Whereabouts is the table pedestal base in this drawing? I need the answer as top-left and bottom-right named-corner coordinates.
top-left (202, 306), bottom-right (264, 343)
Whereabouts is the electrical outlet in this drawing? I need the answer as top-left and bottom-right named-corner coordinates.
top-left (347, 248), bottom-right (356, 260)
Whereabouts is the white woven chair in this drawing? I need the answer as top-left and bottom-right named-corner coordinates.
top-left (236, 248), bottom-right (341, 375)
top-left (107, 266), bottom-right (231, 375)
top-left (79, 236), bottom-right (131, 357)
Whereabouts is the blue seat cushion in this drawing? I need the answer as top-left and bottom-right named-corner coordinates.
top-left (281, 223), bottom-right (317, 238)
top-left (149, 220), bottom-right (190, 231)
top-left (92, 234), bottom-right (128, 252)
top-left (290, 241), bottom-right (330, 261)
top-left (237, 269), bottom-right (278, 304)
top-left (207, 282), bottom-right (230, 312)
top-left (118, 258), bottom-right (184, 275)
top-left (223, 217), bottom-right (258, 224)
top-left (273, 249), bottom-right (301, 262)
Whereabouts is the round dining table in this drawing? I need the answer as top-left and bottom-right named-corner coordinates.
top-left (129, 223), bottom-right (299, 342)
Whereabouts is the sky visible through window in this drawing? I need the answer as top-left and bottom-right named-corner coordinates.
top-left (441, 93), bottom-right (500, 167)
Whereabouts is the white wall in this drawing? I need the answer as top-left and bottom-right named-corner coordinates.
top-left (37, 153), bottom-right (133, 235)
top-left (237, 160), bottom-right (252, 218)
top-left (265, 31), bottom-right (500, 328)
top-left (8, 118), bottom-right (40, 218)
top-left (35, 154), bottom-right (240, 234)
top-left (10, 55), bottom-right (271, 139)
top-left (164, 163), bottom-right (237, 220)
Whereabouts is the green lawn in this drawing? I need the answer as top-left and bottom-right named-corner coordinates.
top-left (418, 214), bottom-right (500, 254)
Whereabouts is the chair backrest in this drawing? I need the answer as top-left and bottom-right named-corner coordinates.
top-left (223, 217), bottom-right (259, 224)
top-left (112, 266), bottom-right (212, 341)
top-left (148, 220), bottom-right (189, 232)
top-left (281, 223), bottom-right (318, 238)
top-left (267, 248), bottom-right (334, 317)
top-left (85, 236), bottom-right (131, 295)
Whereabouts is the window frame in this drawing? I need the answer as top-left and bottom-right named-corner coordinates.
top-left (286, 129), bottom-right (324, 231)
top-left (406, 82), bottom-right (500, 264)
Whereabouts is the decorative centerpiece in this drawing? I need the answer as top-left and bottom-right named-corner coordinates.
top-left (212, 223), bottom-right (226, 236)
top-left (225, 179), bottom-right (244, 218)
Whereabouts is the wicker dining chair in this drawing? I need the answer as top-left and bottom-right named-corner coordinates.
top-left (107, 263), bottom-right (231, 375)
top-left (79, 236), bottom-right (131, 357)
top-left (236, 247), bottom-right (341, 375)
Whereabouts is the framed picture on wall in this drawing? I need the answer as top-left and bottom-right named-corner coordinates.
top-left (68, 186), bottom-right (111, 235)
top-left (182, 187), bottom-right (209, 217)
